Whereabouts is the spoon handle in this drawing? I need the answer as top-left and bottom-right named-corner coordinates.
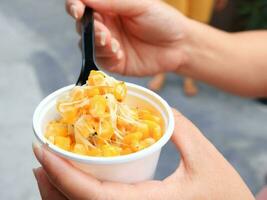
top-left (76, 7), bottom-right (98, 86)
top-left (82, 7), bottom-right (98, 70)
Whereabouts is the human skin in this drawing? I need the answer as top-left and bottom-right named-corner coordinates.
top-left (33, 109), bottom-right (255, 200)
top-left (150, 0), bottom-right (220, 94)
top-left (32, 0), bottom-right (267, 199)
top-left (67, 0), bottom-right (267, 97)
top-left (256, 187), bottom-right (267, 200)
top-left (178, 22), bottom-right (267, 97)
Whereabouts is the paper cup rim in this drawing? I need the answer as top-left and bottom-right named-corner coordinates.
top-left (33, 83), bottom-right (174, 165)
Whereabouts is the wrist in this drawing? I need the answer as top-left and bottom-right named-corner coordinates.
top-left (174, 19), bottom-right (231, 78)
top-left (170, 18), bottom-right (201, 76)
top-left (174, 18), bottom-right (209, 76)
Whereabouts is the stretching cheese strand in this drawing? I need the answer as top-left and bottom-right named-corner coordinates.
top-left (45, 71), bottom-right (163, 157)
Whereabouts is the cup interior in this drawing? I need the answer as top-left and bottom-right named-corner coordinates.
top-left (33, 83), bottom-right (174, 165)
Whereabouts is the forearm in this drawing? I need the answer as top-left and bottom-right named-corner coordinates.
top-left (178, 19), bottom-right (267, 97)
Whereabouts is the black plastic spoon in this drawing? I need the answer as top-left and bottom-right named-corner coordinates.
top-left (76, 7), bottom-right (98, 86)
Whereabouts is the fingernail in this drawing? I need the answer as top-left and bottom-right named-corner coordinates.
top-left (117, 50), bottom-right (123, 60)
top-left (32, 142), bottom-right (43, 163)
top-left (111, 39), bottom-right (119, 53)
top-left (100, 32), bottom-right (106, 46)
top-left (70, 5), bottom-right (78, 19)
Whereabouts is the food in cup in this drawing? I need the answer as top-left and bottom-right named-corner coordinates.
top-left (45, 71), bottom-right (164, 157)
top-left (33, 72), bottom-right (174, 183)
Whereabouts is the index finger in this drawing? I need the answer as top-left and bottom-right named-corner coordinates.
top-left (33, 143), bottom-right (104, 200)
top-left (171, 109), bottom-right (220, 172)
top-left (33, 167), bottom-right (68, 200)
top-left (66, 0), bottom-right (85, 19)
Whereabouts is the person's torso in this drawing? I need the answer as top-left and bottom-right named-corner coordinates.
top-left (164, 0), bottom-right (214, 23)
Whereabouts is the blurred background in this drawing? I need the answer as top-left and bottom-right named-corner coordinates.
top-left (0, 0), bottom-right (266, 199)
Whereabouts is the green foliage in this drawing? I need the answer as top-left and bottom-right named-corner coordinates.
top-left (237, 0), bottom-right (267, 30)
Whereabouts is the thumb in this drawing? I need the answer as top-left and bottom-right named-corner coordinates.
top-left (171, 109), bottom-right (219, 171)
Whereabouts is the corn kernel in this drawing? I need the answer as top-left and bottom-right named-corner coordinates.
top-left (114, 82), bottom-right (127, 101)
top-left (47, 136), bottom-right (55, 144)
top-left (101, 145), bottom-right (121, 157)
top-left (54, 136), bottom-right (71, 151)
top-left (117, 117), bottom-right (133, 132)
top-left (89, 95), bottom-right (107, 118)
top-left (85, 87), bottom-right (100, 98)
top-left (130, 140), bottom-right (140, 152)
top-left (61, 107), bottom-right (78, 124)
top-left (139, 138), bottom-right (156, 150)
top-left (73, 144), bottom-right (87, 155)
top-left (70, 87), bottom-right (85, 101)
top-left (138, 110), bottom-right (161, 123)
top-left (123, 132), bottom-right (143, 145)
top-left (98, 86), bottom-right (113, 95)
top-left (121, 148), bottom-right (132, 155)
top-left (45, 122), bottom-right (68, 137)
top-left (152, 125), bottom-right (162, 141)
top-left (98, 120), bottom-right (113, 140)
top-left (87, 148), bottom-right (102, 156)
top-left (137, 123), bottom-right (149, 139)
top-left (88, 70), bottom-right (105, 86)
top-left (144, 120), bottom-right (162, 140)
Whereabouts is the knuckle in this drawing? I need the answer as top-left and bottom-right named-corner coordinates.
top-left (65, 0), bottom-right (72, 11)
top-left (172, 109), bottom-right (182, 119)
top-left (49, 172), bottom-right (62, 187)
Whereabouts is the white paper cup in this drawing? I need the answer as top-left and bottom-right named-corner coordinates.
top-left (33, 83), bottom-right (174, 183)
